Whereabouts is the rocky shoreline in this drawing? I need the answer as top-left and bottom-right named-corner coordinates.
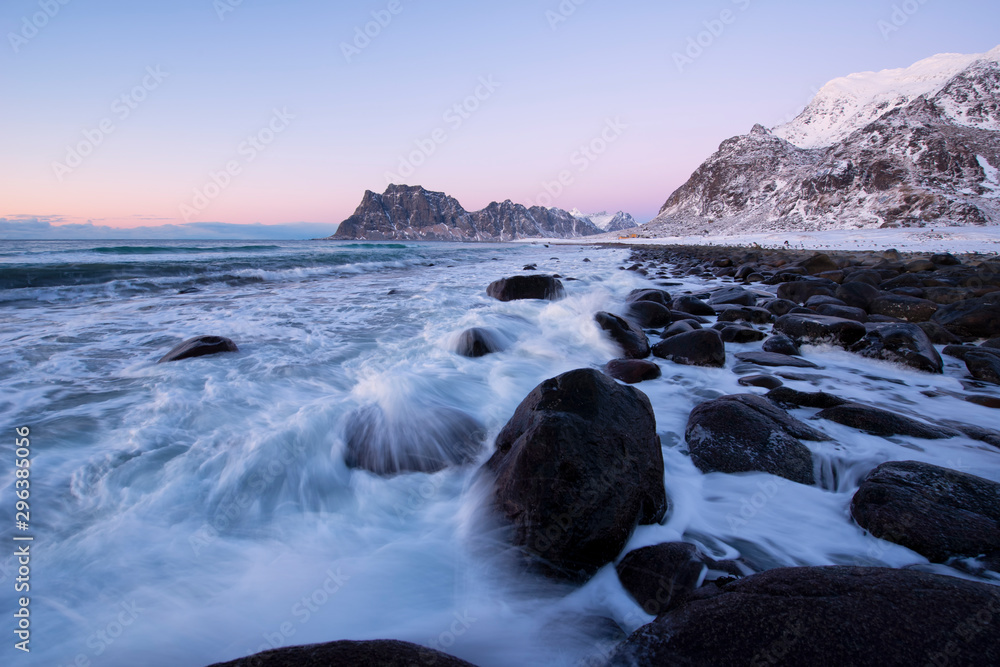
top-left (204, 244), bottom-right (1000, 667)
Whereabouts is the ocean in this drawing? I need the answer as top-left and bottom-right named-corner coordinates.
top-left (2, 240), bottom-right (999, 666)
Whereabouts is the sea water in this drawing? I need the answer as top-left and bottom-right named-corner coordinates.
top-left (1, 240), bottom-right (999, 667)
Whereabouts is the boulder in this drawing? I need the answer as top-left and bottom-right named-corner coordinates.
top-left (607, 567), bottom-right (1000, 667)
top-left (207, 640), bottom-right (478, 667)
top-left (661, 320), bottom-right (700, 338)
top-left (487, 275), bottom-right (564, 301)
top-left (718, 325), bottom-right (767, 344)
top-left (761, 334), bottom-right (800, 356)
top-left (685, 394), bottom-right (824, 484)
top-left (483, 369), bottom-right (667, 581)
top-left (734, 352), bottom-right (818, 369)
top-left (624, 300), bottom-right (673, 329)
top-left (797, 253), bottom-right (839, 275)
top-left (715, 305), bottom-right (773, 324)
top-left (932, 297), bottom-right (1000, 338)
top-left (931, 252), bottom-right (961, 266)
top-left (814, 403), bottom-right (956, 439)
top-left (966, 350), bottom-right (1000, 384)
top-left (849, 323), bottom-right (943, 374)
top-left (455, 328), bottom-right (505, 358)
top-left (595, 312), bottom-right (650, 359)
top-left (738, 374), bottom-right (783, 390)
top-left (343, 405), bottom-right (485, 475)
top-left (851, 460), bottom-right (1000, 562)
top-left (773, 314), bottom-right (867, 347)
top-left (709, 286), bottom-right (757, 307)
top-left (776, 279), bottom-right (837, 304)
top-left (762, 298), bottom-right (799, 317)
top-left (652, 329), bottom-right (726, 368)
top-left (869, 294), bottom-right (939, 322)
top-left (616, 543), bottom-right (715, 617)
top-left (158, 335), bottom-right (239, 363)
top-left (766, 387), bottom-right (847, 410)
top-left (605, 359), bottom-right (661, 384)
top-left (627, 288), bottom-right (672, 306)
top-left (672, 295), bottom-right (716, 316)
top-left (916, 321), bottom-right (961, 345)
top-left (814, 303), bottom-right (868, 322)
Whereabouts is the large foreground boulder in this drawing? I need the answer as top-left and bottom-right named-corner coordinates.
top-left (685, 394), bottom-right (825, 485)
top-left (482, 369), bottom-right (668, 581)
top-left (608, 567), bottom-right (1000, 667)
top-left (207, 639), bottom-right (478, 667)
top-left (486, 275), bottom-right (564, 301)
top-left (344, 405), bottom-right (485, 475)
top-left (932, 296), bottom-right (1000, 338)
top-left (851, 461), bottom-right (1000, 562)
top-left (774, 313), bottom-right (867, 347)
top-left (849, 323), bottom-right (943, 373)
top-left (595, 312), bottom-right (650, 359)
top-left (158, 335), bottom-right (239, 363)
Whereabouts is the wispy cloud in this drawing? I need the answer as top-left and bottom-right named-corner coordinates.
top-left (0, 217), bottom-right (339, 240)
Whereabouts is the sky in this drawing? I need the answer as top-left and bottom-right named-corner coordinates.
top-left (1, 0), bottom-right (998, 239)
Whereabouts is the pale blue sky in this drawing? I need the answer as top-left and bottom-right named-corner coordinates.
top-left (1, 0), bottom-right (997, 237)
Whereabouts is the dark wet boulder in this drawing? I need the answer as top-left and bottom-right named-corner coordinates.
top-left (487, 274), bottom-right (564, 301)
top-left (344, 405), bottom-right (485, 475)
top-left (761, 334), bottom-right (800, 356)
top-left (849, 323), bottom-right (943, 374)
top-left (916, 321), bottom-right (961, 345)
top-left (158, 335), bottom-right (239, 363)
top-left (615, 543), bottom-right (734, 617)
top-left (672, 295), bottom-right (716, 316)
top-left (207, 639), bottom-right (478, 667)
top-left (797, 253), bottom-right (839, 275)
top-left (738, 374), bottom-right (783, 389)
top-left (932, 296), bottom-right (1000, 338)
top-left (766, 387), bottom-right (848, 410)
top-left (931, 252), bottom-right (961, 266)
top-left (605, 359), bottom-right (661, 384)
top-left (942, 345), bottom-right (1000, 362)
top-left (607, 567), bottom-right (1000, 667)
top-left (805, 295), bottom-right (846, 308)
top-left (776, 278), bottom-right (837, 304)
top-left (652, 329), bottom-right (725, 368)
top-left (661, 320), bottom-right (700, 338)
top-left (595, 312), bottom-right (650, 359)
top-left (966, 350), bottom-right (1000, 384)
top-left (814, 303), bottom-right (868, 322)
top-left (851, 461), bottom-right (1000, 562)
top-left (815, 403), bottom-right (957, 439)
top-left (718, 324), bottom-right (766, 344)
top-left (984, 337), bottom-right (1000, 349)
top-left (455, 327), bottom-right (505, 358)
top-left (761, 298), bottom-right (799, 317)
top-left (714, 305), bottom-right (773, 324)
top-left (835, 281), bottom-right (881, 310)
top-left (708, 286), bottom-right (757, 307)
top-left (774, 313), bottom-right (867, 347)
top-left (483, 369), bottom-right (667, 581)
top-left (627, 288), bottom-right (672, 307)
top-left (869, 293), bottom-right (939, 322)
top-left (941, 421), bottom-right (1000, 448)
top-left (734, 352), bottom-right (819, 369)
top-left (685, 394), bottom-right (825, 484)
top-left (624, 300), bottom-right (673, 329)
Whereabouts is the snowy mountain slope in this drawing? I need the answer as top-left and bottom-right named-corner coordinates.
top-left (570, 209), bottom-right (639, 232)
top-left (647, 45), bottom-right (1000, 235)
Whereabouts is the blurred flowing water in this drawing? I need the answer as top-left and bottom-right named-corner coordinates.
top-left (1, 240), bottom-right (998, 667)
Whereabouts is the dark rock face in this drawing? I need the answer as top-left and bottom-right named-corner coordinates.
top-left (718, 324), bottom-right (767, 344)
top-left (917, 321), bottom-right (961, 345)
top-left (814, 303), bottom-right (868, 322)
top-left (652, 329), bottom-right (726, 368)
top-left (331, 184), bottom-right (603, 241)
top-left (869, 293), bottom-right (939, 322)
top-left (851, 461), bottom-right (1000, 562)
top-left (685, 394), bottom-right (824, 484)
top-left (738, 374), bottom-right (783, 389)
top-left (158, 335), bottom-right (239, 363)
top-left (762, 298), bottom-right (799, 316)
top-left (624, 300), bottom-right (673, 328)
top-left (487, 275), bottom-right (564, 302)
top-left (595, 312), bottom-right (650, 359)
top-left (766, 387), bottom-right (847, 410)
top-left (672, 295), bottom-right (716, 316)
top-left (207, 639), bottom-right (478, 667)
top-left (815, 403), bottom-right (956, 439)
top-left (849, 323), bottom-right (943, 373)
top-left (836, 281), bottom-right (881, 310)
top-left (615, 543), bottom-right (708, 616)
top-left (627, 288), bottom-right (672, 306)
top-left (715, 305), bottom-right (773, 324)
top-left (776, 279), bottom-right (837, 305)
top-left (483, 369), bottom-right (668, 581)
top-left (607, 567), bottom-right (1000, 667)
top-left (932, 297), bottom-right (1000, 338)
top-left (774, 313), bottom-right (867, 347)
top-left (605, 359), bottom-right (661, 384)
top-left (662, 320), bottom-right (700, 338)
top-left (709, 286), bottom-right (758, 307)
top-left (343, 405), bottom-right (485, 475)
top-left (761, 334), bottom-right (800, 356)
top-left (455, 328), bottom-right (505, 358)
top-left (966, 350), bottom-right (1000, 383)
top-left (798, 253), bottom-right (839, 275)
top-left (734, 351), bottom-right (819, 368)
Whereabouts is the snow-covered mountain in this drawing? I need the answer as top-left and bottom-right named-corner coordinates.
top-left (570, 209), bottom-right (639, 233)
top-left (648, 45), bottom-right (1000, 235)
top-left (331, 185), bottom-right (603, 241)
